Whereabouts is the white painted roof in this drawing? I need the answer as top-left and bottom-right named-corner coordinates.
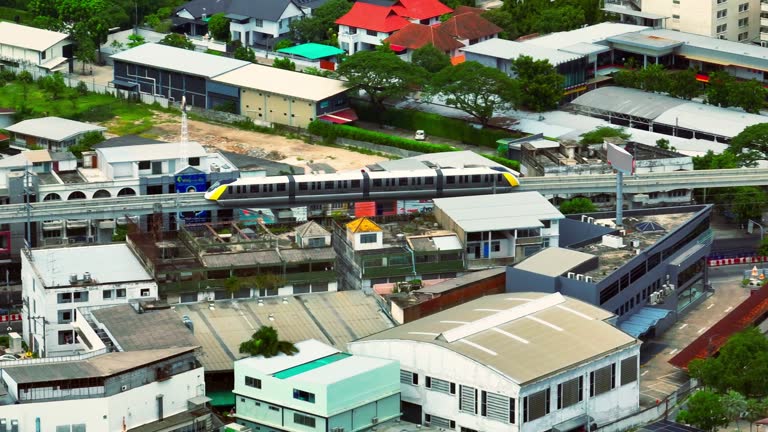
top-left (30, 244), bottom-right (153, 287)
top-left (98, 141), bottom-right (209, 163)
top-left (212, 63), bottom-right (349, 102)
top-left (294, 353), bottom-right (396, 385)
top-left (0, 22), bottom-right (68, 52)
top-left (513, 247), bottom-right (596, 277)
top-left (111, 43), bottom-right (249, 78)
top-left (461, 38), bottom-right (583, 66)
top-left (433, 192), bottom-right (564, 233)
top-left (5, 117), bottom-right (105, 142)
top-left (236, 339), bottom-right (339, 375)
top-left (522, 22), bottom-right (648, 49)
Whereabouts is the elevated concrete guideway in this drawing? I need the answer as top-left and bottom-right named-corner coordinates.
top-left (2, 168), bottom-right (768, 223)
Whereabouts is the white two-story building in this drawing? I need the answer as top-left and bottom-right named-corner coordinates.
top-left (21, 243), bottom-right (158, 357)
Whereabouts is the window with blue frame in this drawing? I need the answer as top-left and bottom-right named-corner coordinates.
top-left (293, 389), bottom-right (315, 403)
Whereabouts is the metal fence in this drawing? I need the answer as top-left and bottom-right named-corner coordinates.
top-left (0, 347), bottom-right (108, 366)
top-left (595, 380), bottom-right (697, 432)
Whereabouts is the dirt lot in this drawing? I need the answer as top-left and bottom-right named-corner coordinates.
top-left (146, 114), bottom-right (387, 173)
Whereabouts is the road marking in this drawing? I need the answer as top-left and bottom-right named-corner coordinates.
top-left (679, 324), bottom-right (688, 330)
top-left (707, 304), bottom-right (715, 310)
top-left (725, 306), bottom-right (733, 313)
top-left (641, 370), bottom-right (649, 377)
top-left (698, 327), bottom-right (706, 334)
top-left (669, 348), bottom-right (679, 355)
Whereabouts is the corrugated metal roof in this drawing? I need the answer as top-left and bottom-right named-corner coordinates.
top-left (607, 32), bottom-right (684, 50)
top-left (618, 307), bottom-right (671, 338)
top-left (571, 87), bottom-right (686, 120)
top-left (641, 28), bottom-right (768, 64)
top-left (461, 38), bottom-right (583, 66)
top-left (602, 4), bottom-right (667, 20)
top-left (654, 102), bottom-right (767, 139)
top-left (5, 117), bottom-right (105, 142)
top-left (212, 63), bottom-right (349, 102)
top-left (111, 43), bottom-right (249, 79)
top-left (513, 247), bottom-right (595, 277)
top-left (91, 305), bottom-right (198, 352)
top-left (433, 192), bottom-right (564, 233)
top-left (522, 22), bottom-right (648, 49)
top-left (0, 22), bottom-right (68, 52)
top-left (354, 292), bottom-right (637, 384)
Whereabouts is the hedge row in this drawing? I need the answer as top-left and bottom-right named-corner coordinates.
top-left (308, 120), bottom-right (458, 153)
top-left (482, 154), bottom-right (521, 171)
top-left (351, 100), bottom-right (522, 148)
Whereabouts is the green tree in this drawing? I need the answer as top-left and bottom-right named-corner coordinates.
top-left (224, 276), bottom-right (241, 295)
top-left (677, 390), bottom-right (729, 432)
top-left (207, 13), bottom-right (230, 41)
top-left (68, 131), bottom-right (105, 158)
top-left (239, 326), bottom-right (298, 358)
top-left (613, 69), bottom-right (641, 89)
top-left (722, 390), bottom-right (748, 431)
top-left (510, 55), bottom-right (564, 112)
top-left (274, 39), bottom-right (294, 50)
top-left (668, 68), bottom-right (701, 100)
top-left (656, 138), bottom-right (671, 150)
top-left (579, 126), bottom-right (631, 144)
top-left (411, 43), bottom-right (451, 74)
top-left (638, 63), bottom-right (669, 93)
top-left (732, 187), bottom-right (768, 224)
top-left (730, 123), bottom-right (768, 164)
top-left (689, 327), bottom-right (768, 397)
top-left (706, 71), bottom-right (734, 108)
top-left (693, 150), bottom-right (741, 170)
top-left (234, 46), bottom-right (257, 63)
top-left (534, 6), bottom-right (585, 34)
top-left (40, 72), bottom-right (67, 100)
top-left (426, 61), bottom-right (516, 127)
top-left (336, 50), bottom-right (425, 108)
top-left (729, 79), bottom-right (766, 114)
top-left (127, 34), bottom-right (146, 48)
top-left (73, 24), bottom-right (98, 73)
top-left (160, 33), bottom-right (195, 50)
top-left (559, 197), bottom-right (597, 214)
top-left (745, 398), bottom-right (768, 432)
top-left (273, 57), bottom-right (296, 71)
top-left (290, 0), bottom-right (352, 43)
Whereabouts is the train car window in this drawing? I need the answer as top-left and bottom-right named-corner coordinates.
top-left (373, 179), bottom-right (382, 187)
top-left (325, 181), bottom-right (335, 189)
top-left (485, 175), bottom-right (490, 182)
top-left (267, 184), bottom-right (274, 192)
top-left (277, 184), bottom-right (286, 192)
top-left (447, 176), bottom-right (456, 184)
top-left (472, 175), bottom-right (481, 183)
top-left (425, 177), bottom-right (434, 185)
top-left (342, 181), bottom-right (348, 188)
top-left (399, 178), bottom-right (408, 186)
top-left (299, 183), bottom-right (308, 191)
top-left (464, 175), bottom-right (469, 183)
top-left (351, 180), bottom-right (360, 188)
top-left (227, 186), bottom-right (233, 194)
top-left (236, 186), bottom-right (243, 194)
top-left (497, 174), bottom-right (503, 182)
top-left (250, 185), bottom-right (258, 193)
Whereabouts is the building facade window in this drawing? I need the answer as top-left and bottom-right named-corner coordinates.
top-left (293, 389), bottom-right (315, 403)
top-left (739, 17), bottom-right (749, 27)
top-left (359, 233), bottom-right (377, 244)
top-left (621, 355), bottom-right (639, 385)
top-left (739, 2), bottom-right (749, 12)
top-left (557, 376), bottom-right (583, 409)
top-left (738, 31), bottom-right (749, 41)
top-left (400, 370), bottom-right (419, 385)
top-left (459, 385), bottom-right (477, 414)
top-left (425, 376), bottom-right (455, 394)
top-left (590, 363), bottom-right (616, 396)
top-left (523, 388), bottom-right (550, 422)
top-left (717, 9), bottom-right (727, 18)
top-left (293, 413), bottom-right (316, 428)
top-left (245, 376), bottom-right (262, 389)
top-left (481, 391), bottom-right (515, 423)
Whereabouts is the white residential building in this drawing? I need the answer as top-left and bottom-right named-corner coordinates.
top-left (21, 243), bottom-right (158, 357)
top-left (0, 347), bottom-right (210, 431)
top-left (233, 339), bottom-right (401, 432)
top-left (349, 292), bottom-right (641, 432)
top-left (5, 117), bottom-right (106, 151)
top-left (0, 22), bottom-right (71, 71)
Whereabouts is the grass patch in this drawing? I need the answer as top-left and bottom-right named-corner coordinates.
top-left (0, 81), bottom-right (157, 135)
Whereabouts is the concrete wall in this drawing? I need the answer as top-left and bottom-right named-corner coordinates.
top-left (643, 0), bottom-right (760, 42)
top-left (241, 88), bottom-right (317, 128)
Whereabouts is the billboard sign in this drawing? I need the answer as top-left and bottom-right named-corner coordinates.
top-left (175, 173), bottom-right (207, 193)
top-left (607, 143), bottom-right (635, 174)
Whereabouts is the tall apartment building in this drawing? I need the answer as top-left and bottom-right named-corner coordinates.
top-left (606, 0), bottom-right (761, 44)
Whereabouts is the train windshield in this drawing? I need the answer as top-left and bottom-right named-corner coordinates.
top-left (207, 179), bottom-right (236, 192)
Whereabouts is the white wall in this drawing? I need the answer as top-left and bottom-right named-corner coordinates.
top-left (348, 231), bottom-right (383, 251)
top-left (349, 340), bottom-right (641, 432)
top-left (643, 0), bottom-right (760, 42)
top-left (0, 367), bottom-right (204, 431)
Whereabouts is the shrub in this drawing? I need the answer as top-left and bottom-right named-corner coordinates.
top-left (0, 68), bottom-right (16, 82)
top-left (481, 154), bottom-right (521, 171)
top-left (76, 81), bottom-right (88, 95)
top-left (309, 120), bottom-right (458, 153)
top-left (17, 70), bottom-right (32, 83)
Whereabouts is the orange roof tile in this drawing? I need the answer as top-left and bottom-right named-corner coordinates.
top-left (346, 217), bottom-right (382, 233)
top-left (385, 23), bottom-right (464, 52)
top-left (441, 11), bottom-right (502, 41)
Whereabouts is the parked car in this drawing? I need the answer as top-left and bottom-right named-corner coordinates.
top-left (415, 130), bottom-right (426, 141)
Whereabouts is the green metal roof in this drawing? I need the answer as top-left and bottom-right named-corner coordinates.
top-left (208, 390), bottom-right (235, 407)
top-left (276, 43), bottom-right (345, 60)
top-left (272, 352), bottom-right (351, 379)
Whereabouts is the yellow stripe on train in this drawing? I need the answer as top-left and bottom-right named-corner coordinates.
top-left (208, 185), bottom-right (228, 201)
top-left (503, 173), bottom-right (520, 187)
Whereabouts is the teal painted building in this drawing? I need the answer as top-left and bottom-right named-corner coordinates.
top-left (233, 339), bottom-right (401, 432)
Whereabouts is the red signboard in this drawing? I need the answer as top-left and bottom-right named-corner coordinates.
top-left (0, 314), bottom-right (22, 322)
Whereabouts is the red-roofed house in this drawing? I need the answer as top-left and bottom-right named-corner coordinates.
top-left (384, 23), bottom-right (464, 60)
top-left (441, 9), bottom-right (502, 47)
top-left (391, 0), bottom-right (453, 25)
top-left (336, 2), bottom-right (410, 54)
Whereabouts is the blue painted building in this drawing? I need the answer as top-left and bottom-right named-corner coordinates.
top-left (507, 205), bottom-right (713, 339)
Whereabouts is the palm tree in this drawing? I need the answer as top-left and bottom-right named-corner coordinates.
top-left (239, 326), bottom-right (298, 358)
top-left (722, 390), bottom-right (748, 432)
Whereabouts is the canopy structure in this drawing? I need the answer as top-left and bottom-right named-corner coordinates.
top-left (619, 307), bottom-right (672, 338)
top-left (277, 43), bottom-right (345, 60)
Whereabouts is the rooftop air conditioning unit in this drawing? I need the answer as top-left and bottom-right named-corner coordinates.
top-left (620, 229), bottom-right (627, 236)
top-left (371, 418), bottom-right (379, 425)
top-left (83, 272), bottom-right (92, 283)
top-left (649, 292), bottom-right (659, 305)
top-left (585, 276), bottom-right (593, 283)
top-left (636, 249), bottom-right (641, 255)
top-left (631, 239), bottom-right (640, 248)
top-left (69, 273), bottom-right (78, 284)
top-left (664, 284), bottom-right (675, 295)
top-left (567, 272), bottom-right (575, 279)
top-left (210, 163), bottom-right (220, 172)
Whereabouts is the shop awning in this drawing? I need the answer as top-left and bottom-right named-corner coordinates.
top-left (619, 307), bottom-right (672, 338)
top-left (317, 108), bottom-right (358, 124)
top-left (552, 415), bottom-right (594, 432)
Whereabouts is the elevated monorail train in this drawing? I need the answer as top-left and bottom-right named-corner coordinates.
top-left (204, 167), bottom-right (520, 207)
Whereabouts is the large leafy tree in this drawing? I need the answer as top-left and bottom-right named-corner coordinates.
top-left (689, 327), bottom-right (768, 397)
top-left (731, 187), bottom-right (768, 224)
top-left (668, 69), bottom-right (701, 100)
top-left (426, 61), bottom-right (515, 126)
top-left (729, 79), bottom-right (766, 114)
top-left (336, 50), bottom-right (425, 108)
top-left (29, 0), bottom-right (110, 67)
top-left (239, 326), bottom-right (298, 358)
top-left (290, 0), bottom-right (352, 43)
top-left (207, 13), bottom-right (231, 41)
top-left (510, 55), bottom-right (564, 112)
top-left (411, 44), bottom-right (451, 74)
top-left (638, 63), bottom-right (669, 93)
top-left (676, 390), bottom-right (729, 432)
top-left (730, 123), bottom-right (768, 164)
top-left (579, 126), bottom-right (631, 145)
top-left (160, 33), bottom-right (196, 50)
top-left (692, 150), bottom-right (740, 170)
top-left (559, 197), bottom-right (597, 215)
top-left (484, 0), bottom-right (601, 40)
top-left (706, 71), bottom-right (734, 108)
top-left (534, 6), bottom-right (585, 34)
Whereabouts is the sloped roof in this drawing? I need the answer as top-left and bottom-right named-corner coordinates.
top-left (385, 23), bottom-right (464, 52)
top-left (391, 0), bottom-right (452, 20)
top-left (335, 2), bottom-right (410, 32)
top-left (453, 5), bottom-right (484, 15)
top-left (177, 0), bottom-right (301, 21)
top-left (346, 217), bottom-right (382, 233)
top-left (441, 11), bottom-right (502, 41)
top-left (0, 22), bottom-right (68, 52)
top-left (296, 220), bottom-right (330, 238)
top-left (111, 43), bottom-right (249, 79)
top-left (6, 117), bottom-right (105, 142)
